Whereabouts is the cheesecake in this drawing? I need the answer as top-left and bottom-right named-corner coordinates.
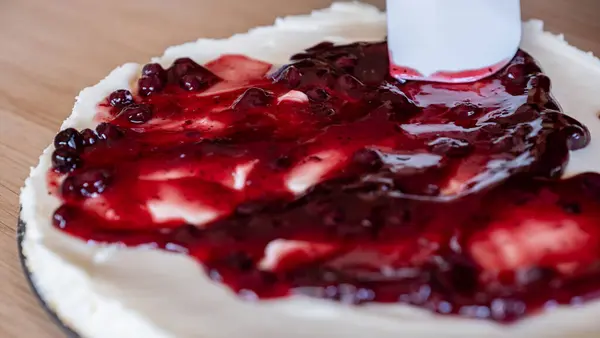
top-left (19, 3), bottom-right (600, 338)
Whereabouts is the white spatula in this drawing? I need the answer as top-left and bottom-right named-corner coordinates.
top-left (387, 0), bottom-right (522, 83)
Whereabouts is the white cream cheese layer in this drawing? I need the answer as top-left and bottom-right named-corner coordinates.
top-left (20, 3), bottom-right (600, 338)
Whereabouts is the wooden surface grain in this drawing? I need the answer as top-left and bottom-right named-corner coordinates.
top-left (0, 1), bottom-right (599, 337)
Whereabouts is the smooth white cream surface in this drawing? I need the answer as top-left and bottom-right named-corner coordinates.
top-left (20, 3), bottom-right (600, 338)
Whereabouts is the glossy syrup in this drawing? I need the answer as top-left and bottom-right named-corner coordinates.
top-left (49, 41), bottom-right (600, 322)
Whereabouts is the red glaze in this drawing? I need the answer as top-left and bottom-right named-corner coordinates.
top-left (390, 58), bottom-right (510, 83)
top-left (48, 41), bottom-right (598, 323)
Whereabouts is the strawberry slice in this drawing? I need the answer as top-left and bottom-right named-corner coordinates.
top-left (277, 90), bottom-right (309, 104)
top-left (258, 239), bottom-right (339, 271)
top-left (325, 237), bottom-right (441, 281)
top-left (82, 177), bottom-right (239, 229)
top-left (285, 150), bottom-right (346, 194)
top-left (440, 153), bottom-right (530, 196)
top-left (469, 206), bottom-right (600, 275)
top-left (204, 55), bottom-right (272, 90)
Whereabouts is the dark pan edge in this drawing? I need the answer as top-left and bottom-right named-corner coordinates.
top-left (17, 213), bottom-right (82, 338)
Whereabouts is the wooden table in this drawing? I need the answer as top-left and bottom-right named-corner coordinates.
top-left (0, 1), bottom-right (599, 336)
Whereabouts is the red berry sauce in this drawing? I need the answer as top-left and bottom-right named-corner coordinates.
top-left (48, 41), bottom-right (600, 322)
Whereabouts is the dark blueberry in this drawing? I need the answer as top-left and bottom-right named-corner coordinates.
top-left (62, 169), bottom-right (112, 198)
top-left (272, 156), bottom-right (293, 170)
top-left (528, 74), bottom-right (551, 92)
top-left (305, 87), bottom-right (330, 102)
top-left (352, 44), bottom-right (389, 85)
top-left (447, 103), bottom-right (481, 120)
top-left (446, 103), bottom-right (483, 128)
top-left (486, 104), bottom-right (538, 131)
top-left (274, 60), bottom-right (334, 91)
top-left (232, 88), bottom-right (274, 109)
top-left (76, 169), bottom-right (112, 196)
top-left (52, 205), bottom-right (72, 229)
top-left (305, 41), bottom-right (335, 52)
top-left (108, 89), bottom-right (134, 108)
top-left (171, 224), bottom-right (203, 246)
top-left (490, 298), bottom-right (527, 322)
top-left (527, 75), bottom-right (552, 107)
top-left (516, 51), bottom-right (542, 74)
top-left (511, 104), bottom-right (541, 124)
top-left (290, 53), bottom-right (311, 61)
top-left (353, 60), bottom-right (388, 85)
top-left (322, 208), bottom-right (345, 227)
top-left (142, 63), bottom-right (167, 82)
top-left (515, 267), bottom-right (555, 287)
top-left (504, 63), bottom-right (525, 82)
top-left (476, 124), bottom-right (504, 143)
top-left (52, 148), bottom-right (82, 173)
top-left (310, 103), bottom-right (336, 117)
top-left (259, 271), bottom-right (279, 284)
top-left (311, 68), bottom-right (336, 88)
top-left (272, 64), bottom-right (302, 89)
top-left (173, 57), bottom-right (199, 67)
top-left (317, 284), bottom-right (370, 305)
top-left (138, 74), bottom-right (164, 97)
top-left (542, 111), bottom-right (590, 151)
top-left (432, 254), bottom-right (479, 295)
top-left (96, 122), bottom-right (124, 140)
top-left (531, 130), bottom-right (569, 178)
top-left (80, 128), bottom-right (98, 147)
top-left (227, 252), bottom-right (255, 271)
top-left (168, 57), bottom-right (201, 82)
top-left (500, 63), bottom-right (529, 95)
top-left (119, 104), bottom-right (153, 124)
top-left (378, 89), bottom-right (419, 120)
top-left (562, 125), bottom-right (590, 151)
top-left (180, 74), bottom-right (210, 92)
top-left (422, 184), bottom-right (441, 196)
top-left (334, 74), bottom-right (364, 98)
top-left (333, 55), bottom-right (358, 70)
top-left (53, 128), bottom-right (84, 152)
top-left (351, 149), bottom-right (383, 171)
top-left (60, 176), bottom-right (78, 199)
top-left (168, 58), bottom-right (220, 91)
top-left (176, 66), bottom-right (220, 92)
